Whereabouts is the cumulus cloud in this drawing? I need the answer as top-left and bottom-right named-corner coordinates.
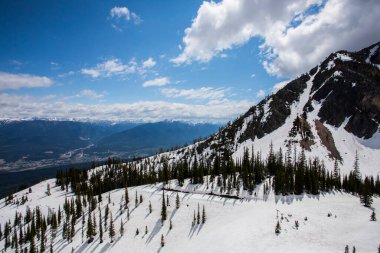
top-left (0, 72), bottom-right (53, 90)
top-left (143, 77), bottom-right (170, 87)
top-left (142, 57), bottom-right (156, 69)
top-left (172, 0), bottom-right (380, 77)
top-left (0, 93), bottom-right (253, 123)
top-left (256, 89), bottom-right (265, 98)
top-left (110, 6), bottom-right (141, 24)
top-left (78, 89), bottom-right (105, 99)
top-left (81, 58), bottom-right (136, 78)
top-left (161, 87), bottom-right (227, 101)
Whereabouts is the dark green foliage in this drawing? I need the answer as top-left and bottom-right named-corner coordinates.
top-left (109, 212), bottom-right (115, 243)
top-left (176, 193), bottom-right (180, 209)
top-left (371, 211), bottom-right (376, 221)
top-left (275, 221), bottom-right (281, 235)
top-left (161, 190), bottom-right (167, 223)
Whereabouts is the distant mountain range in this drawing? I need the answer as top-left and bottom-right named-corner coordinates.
top-left (0, 120), bottom-right (220, 171)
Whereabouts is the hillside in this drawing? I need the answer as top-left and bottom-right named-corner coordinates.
top-left (0, 175), bottom-right (379, 253)
top-left (138, 42), bottom-right (380, 178)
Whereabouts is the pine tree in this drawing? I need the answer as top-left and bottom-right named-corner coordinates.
top-left (124, 183), bottom-right (129, 209)
top-left (197, 203), bottom-right (200, 224)
top-left (135, 228), bottom-right (139, 236)
top-left (135, 191), bottom-right (138, 207)
top-left (166, 194), bottom-right (170, 206)
top-left (161, 190), bottom-right (167, 224)
top-left (202, 205), bottom-right (206, 224)
top-left (149, 201), bottom-right (152, 214)
top-left (169, 220), bottom-right (172, 230)
top-left (29, 236), bottom-right (36, 253)
top-left (360, 183), bottom-right (373, 207)
top-left (145, 226), bottom-right (148, 235)
top-left (99, 210), bottom-right (103, 243)
top-left (176, 193), bottom-right (180, 209)
top-left (371, 211), bottom-right (377, 221)
top-left (86, 211), bottom-right (93, 243)
top-left (275, 221), bottom-right (281, 235)
top-left (353, 151), bottom-right (361, 180)
top-left (46, 184), bottom-right (51, 196)
top-left (140, 194), bottom-right (143, 204)
top-left (192, 210), bottom-right (196, 226)
top-left (104, 205), bottom-right (109, 229)
top-left (344, 245), bottom-right (349, 253)
top-left (353, 246), bottom-right (356, 253)
top-left (109, 212), bottom-right (115, 243)
top-left (40, 228), bottom-right (45, 252)
top-left (92, 212), bottom-right (97, 236)
top-left (120, 219), bottom-right (124, 237)
top-left (161, 234), bottom-right (165, 247)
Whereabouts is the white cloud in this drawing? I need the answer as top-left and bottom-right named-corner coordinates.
top-left (110, 6), bottom-right (141, 24)
top-left (256, 89), bottom-right (265, 98)
top-left (0, 72), bottom-right (53, 90)
top-left (0, 93), bottom-right (253, 123)
top-left (142, 57), bottom-right (156, 69)
top-left (78, 89), bottom-right (105, 99)
top-left (172, 0), bottom-right (380, 77)
top-left (81, 58), bottom-right (136, 78)
top-left (161, 87), bottom-right (227, 101)
top-left (143, 77), bottom-right (170, 87)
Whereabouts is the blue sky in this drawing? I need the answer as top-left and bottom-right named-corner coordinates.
top-left (0, 0), bottom-right (379, 122)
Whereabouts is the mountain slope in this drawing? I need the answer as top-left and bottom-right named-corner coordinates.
top-left (95, 121), bottom-right (220, 156)
top-left (0, 177), bottom-right (379, 253)
top-left (145, 42), bottom-right (380, 177)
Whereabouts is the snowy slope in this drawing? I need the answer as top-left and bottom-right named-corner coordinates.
top-left (1, 178), bottom-right (379, 253)
top-left (138, 42), bottom-right (380, 178)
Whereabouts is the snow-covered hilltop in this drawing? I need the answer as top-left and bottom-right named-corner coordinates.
top-left (1, 175), bottom-right (379, 253)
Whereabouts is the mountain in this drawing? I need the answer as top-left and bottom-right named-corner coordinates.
top-left (0, 120), bottom-right (220, 172)
top-left (95, 121), bottom-right (220, 156)
top-left (147, 41), bottom-right (380, 177)
top-left (1, 42), bottom-right (380, 253)
top-left (0, 120), bottom-right (139, 170)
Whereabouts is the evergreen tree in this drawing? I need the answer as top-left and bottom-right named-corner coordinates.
top-left (120, 219), bottom-right (124, 237)
top-left (169, 220), bottom-right (172, 230)
top-left (86, 211), bottom-right (93, 243)
top-left (40, 228), bottom-right (45, 252)
top-left (140, 194), bottom-right (143, 204)
top-left (176, 193), bottom-right (180, 209)
top-left (371, 211), bottom-right (377, 221)
top-left (344, 245), bottom-right (349, 253)
top-left (161, 190), bottom-right (167, 224)
top-left (197, 203), bottom-right (200, 224)
top-left (135, 228), bottom-right (139, 236)
top-left (360, 182), bottom-right (373, 207)
top-left (149, 201), bottom-right (152, 214)
top-left (46, 183), bottom-right (51, 196)
top-left (99, 209), bottom-right (103, 243)
top-left (124, 183), bottom-right (129, 209)
top-left (275, 221), bottom-right (281, 235)
top-left (135, 191), bottom-right (138, 207)
top-left (166, 194), bottom-right (170, 206)
top-left (202, 205), bottom-right (206, 224)
top-left (145, 226), bottom-right (148, 235)
top-left (161, 234), bottom-right (165, 247)
top-left (29, 236), bottom-right (35, 253)
top-left (353, 151), bottom-right (361, 180)
top-left (109, 212), bottom-right (115, 243)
